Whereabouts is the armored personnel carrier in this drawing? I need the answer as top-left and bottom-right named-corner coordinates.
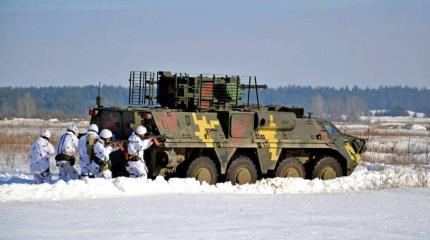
top-left (89, 71), bottom-right (366, 184)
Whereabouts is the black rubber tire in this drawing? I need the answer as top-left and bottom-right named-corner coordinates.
top-left (185, 156), bottom-right (218, 184)
top-left (275, 157), bottom-right (305, 178)
top-left (225, 156), bottom-right (258, 185)
top-left (312, 157), bottom-right (343, 180)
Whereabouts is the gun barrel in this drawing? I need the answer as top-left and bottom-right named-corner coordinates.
top-left (143, 135), bottom-right (169, 140)
top-left (240, 84), bottom-right (267, 89)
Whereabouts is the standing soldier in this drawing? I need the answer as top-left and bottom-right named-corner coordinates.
top-left (56, 125), bottom-right (80, 181)
top-left (127, 126), bottom-right (160, 178)
top-left (91, 129), bottom-right (114, 179)
top-left (78, 124), bottom-right (99, 178)
top-left (30, 129), bottom-right (55, 183)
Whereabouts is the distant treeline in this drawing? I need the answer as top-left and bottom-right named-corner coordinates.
top-left (0, 86), bottom-right (128, 119)
top-left (0, 85), bottom-right (429, 119)
top-left (256, 86), bottom-right (430, 119)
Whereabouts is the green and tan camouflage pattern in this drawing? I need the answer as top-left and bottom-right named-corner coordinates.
top-left (91, 107), bottom-right (366, 177)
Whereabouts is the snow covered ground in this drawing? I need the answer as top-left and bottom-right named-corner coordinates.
top-left (359, 115), bottom-right (430, 124)
top-left (1, 163), bottom-right (430, 239)
top-left (0, 118), bottom-right (89, 171)
top-left (335, 119), bottom-right (430, 165)
top-left (0, 188), bottom-right (429, 240)
top-left (0, 118), bottom-right (88, 137)
top-left (0, 117), bottom-right (89, 128)
top-left (1, 163), bottom-right (429, 202)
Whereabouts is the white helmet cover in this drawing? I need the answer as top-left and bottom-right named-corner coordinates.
top-left (39, 129), bottom-right (51, 139)
top-left (135, 126), bottom-right (147, 136)
top-left (67, 125), bottom-right (78, 134)
top-left (100, 129), bottom-right (113, 139)
top-left (88, 124), bottom-right (99, 133)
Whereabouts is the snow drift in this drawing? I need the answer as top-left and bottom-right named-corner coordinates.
top-left (1, 163), bottom-right (429, 202)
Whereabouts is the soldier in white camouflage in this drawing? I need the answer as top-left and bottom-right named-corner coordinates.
top-left (56, 125), bottom-right (80, 181)
top-left (126, 126), bottom-right (160, 178)
top-left (78, 124), bottom-right (99, 178)
top-left (29, 129), bottom-right (55, 183)
top-left (91, 129), bottom-right (114, 179)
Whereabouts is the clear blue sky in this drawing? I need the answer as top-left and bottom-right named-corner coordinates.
top-left (0, 0), bottom-right (429, 88)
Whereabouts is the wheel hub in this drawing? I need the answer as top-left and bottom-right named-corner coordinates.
top-left (282, 168), bottom-right (300, 178)
top-left (321, 167), bottom-right (337, 180)
top-left (234, 167), bottom-right (251, 184)
top-left (195, 167), bottom-right (212, 184)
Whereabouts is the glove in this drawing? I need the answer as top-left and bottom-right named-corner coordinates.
top-left (100, 162), bottom-right (109, 172)
top-left (70, 156), bottom-right (76, 166)
top-left (99, 159), bottom-right (112, 172)
top-left (41, 169), bottom-right (51, 177)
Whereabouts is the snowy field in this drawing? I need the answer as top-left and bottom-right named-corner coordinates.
top-left (1, 117), bottom-right (430, 239)
top-left (1, 163), bottom-right (430, 239)
top-left (1, 163), bottom-right (429, 201)
top-left (336, 116), bottom-right (430, 165)
top-left (0, 118), bottom-right (89, 170)
top-left (1, 188), bottom-right (429, 240)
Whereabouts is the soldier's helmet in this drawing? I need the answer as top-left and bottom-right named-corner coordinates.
top-left (39, 129), bottom-right (51, 140)
top-left (100, 129), bottom-right (113, 140)
top-left (88, 124), bottom-right (99, 133)
top-left (135, 126), bottom-right (147, 136)
top-left (67, 125), bottom-right (79, 135)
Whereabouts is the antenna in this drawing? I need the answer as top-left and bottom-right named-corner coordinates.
top-left (96, 82), bottom-right (104, 108)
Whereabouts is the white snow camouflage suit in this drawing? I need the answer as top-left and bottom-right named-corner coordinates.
top-left (78, 131), bottom-right (98, 177)
top-left (56, 131), bottom-right (79, 181)
top-left (127, 132), bottom-right (153, 178)
top-left (91, 139), bottom-right (113, 179)
top-left (29, 137), bottom-right (55, 183)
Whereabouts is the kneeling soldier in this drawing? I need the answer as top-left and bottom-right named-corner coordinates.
top-left (56, 125), bottom-right (80, 181)
top-left (91, 129), bottom-right (114, 179)
top-left (30, 129), bottom-right (55, 183)
top-left (78, 124), bottom-right (99, 178)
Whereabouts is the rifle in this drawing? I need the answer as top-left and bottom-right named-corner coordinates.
top-left (110, 139), bottom-right (128, 150)
top-left (108, 135), bottom-right (169, 149)
top-left (142, 134), bottom-right (170, 142)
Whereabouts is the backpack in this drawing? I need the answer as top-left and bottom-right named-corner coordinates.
top-left (86, 134), bottom-right (97, 160)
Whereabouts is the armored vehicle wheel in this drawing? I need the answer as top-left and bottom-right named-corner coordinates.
top-left (186, 156), bottom-right (218, 184)
top-left (225, 156), bottom-right (258, 185)
top-left (312, 157), bottom-right (343, 180)
top-left (275, 157), bottom-right (305, 178)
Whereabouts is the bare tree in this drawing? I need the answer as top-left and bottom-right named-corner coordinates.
top-left (311, 94), bottom-right (325, 117)
top-left (326, 98), bottom-right (344, 120)
top-left (0, 102), bottom-right (13, 117)
top-left (346, 96), bottom-right (368, 121)
top-left (17, 93), bottom-right (37, 118)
